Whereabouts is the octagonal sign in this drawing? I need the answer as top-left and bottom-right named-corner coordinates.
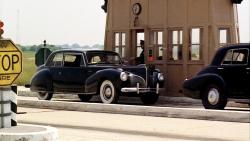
top-left (0, 39), bottom-right (22, 86)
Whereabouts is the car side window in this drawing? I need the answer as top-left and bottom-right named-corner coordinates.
top-left (222, 49), bottom-right (249, 65)
top-left (48, 53), bottom-right (63, 67)
top-left (63, 54), bottom-right (84, 68)
top-left (90, 56), bottom-right (101, 64)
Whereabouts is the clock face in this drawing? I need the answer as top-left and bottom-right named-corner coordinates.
top-left (132, 3), bottom-right (141, 15)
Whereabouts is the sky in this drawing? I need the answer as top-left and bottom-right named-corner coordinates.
top-left (0, 0), bottom-right (249, 46)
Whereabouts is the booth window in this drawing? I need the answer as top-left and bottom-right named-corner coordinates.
top-left (219, 28), bottom-right (230, 47)
top-left (114, 32), bottom-right (126, 58)
top-left (168, 29), bottom-right (183, 61)
top-left (150, 31), bottom-right (163, 60)
top-left (189, 28), bottom-right (202, 61)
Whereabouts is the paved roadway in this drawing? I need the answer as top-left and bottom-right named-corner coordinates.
top-left (17, 107), bottom-right (250, 141)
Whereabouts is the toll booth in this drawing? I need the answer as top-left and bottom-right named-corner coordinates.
top-left (103, 0), bottom-right (242, 96)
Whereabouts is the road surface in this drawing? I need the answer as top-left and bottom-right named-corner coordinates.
top-left (17, 107), bottom-right (250, 141)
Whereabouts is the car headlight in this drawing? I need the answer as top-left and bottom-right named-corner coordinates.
top-left (120, 72), bottom-right (128, 81)
top-left (158, 73), bottom-right (164, 81)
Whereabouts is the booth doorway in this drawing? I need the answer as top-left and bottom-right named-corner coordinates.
top-left (136, 32), bottom-right (144, 58)
top-left (132, 30), bottom-right (144, 65)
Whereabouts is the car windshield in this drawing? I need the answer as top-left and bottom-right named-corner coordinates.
top-left (86, 52), bottom-right (122, 65)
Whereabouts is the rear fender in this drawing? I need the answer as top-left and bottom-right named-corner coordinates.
top-left (30, 69), bottom-right (53, 92)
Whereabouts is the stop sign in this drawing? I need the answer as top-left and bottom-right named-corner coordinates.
top-left (0, 39), bottom-right (22, 86)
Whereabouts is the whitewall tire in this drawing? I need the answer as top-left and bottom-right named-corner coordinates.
top-left (100, 80), bottom-right (118, 104)
top-left (202, 84), bottom-right (227, 109)
top-left (37, 92), bottom-right (53, 100)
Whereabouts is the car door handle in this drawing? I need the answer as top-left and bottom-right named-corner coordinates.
top-left (246, 68), bottom-right (250, 70)
top-left (217, 67), bottom-right (224, 70)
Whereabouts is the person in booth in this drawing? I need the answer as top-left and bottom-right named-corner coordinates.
top-left (135, 40), bottom-right (145, 64)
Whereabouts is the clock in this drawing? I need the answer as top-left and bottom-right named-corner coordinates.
top-left (132, 3), bottom-right (142, 15)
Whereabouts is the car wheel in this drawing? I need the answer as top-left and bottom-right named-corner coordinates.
top-left (201, 84), bottom-right (227, 110)
top-left (140, 92), bottom-right (159, 105)
top-left (99, 80), bottom-right (118, 104)
top-left (78, 94), bottom-right (93, 102)
top-left (37, 92), bottom-right (53, 100)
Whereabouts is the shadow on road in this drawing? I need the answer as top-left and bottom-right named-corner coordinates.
top-left (19, 120), bottom-right (231, 141)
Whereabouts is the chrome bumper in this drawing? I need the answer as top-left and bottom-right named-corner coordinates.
top-left (121, 83), bottom-right (160, 94)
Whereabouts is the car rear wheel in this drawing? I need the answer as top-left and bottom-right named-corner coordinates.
top-left (100, 80), bottom-right (118, 104)
top-left (37, 92), bottom-right (53, 100)
top-left (78, 94), bottom-right (93, 102)
top-left (202, 84), bottom-right (227, 109)
top-left (140, 92), bottom-right (159, 105)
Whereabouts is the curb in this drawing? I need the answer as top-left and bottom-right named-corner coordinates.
top-left (0, 124), bottom-right (57, 141)
top-left (18, 99), bottom-right (250, 123)
top-left (17, 87), bottom-right (249, 108)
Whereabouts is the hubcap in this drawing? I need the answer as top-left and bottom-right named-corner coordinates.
top-left (103, 85), bottom-right (112, 99)
top-left (208, 88), bottom-right (219, 105)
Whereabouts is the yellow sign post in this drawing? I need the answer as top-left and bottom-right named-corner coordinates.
top-left (0, 39), bottom-right (22, 86)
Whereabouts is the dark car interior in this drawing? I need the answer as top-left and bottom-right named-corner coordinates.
top-left (48, 53), bottom-right (84, 68)
top-left (63, 54), bottom-right (83, 68)
top-left (222, 49), bottom-right (249, 65)
top-left (87, 52), bottom-right (121, 65)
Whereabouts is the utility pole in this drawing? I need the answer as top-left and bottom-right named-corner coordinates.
top-left (16, 10), bottom-right (20, 44)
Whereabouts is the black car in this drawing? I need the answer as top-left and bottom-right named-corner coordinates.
top-left (183, 44), bottom-right (250, 109)
top-left (30, 50), bottom-right (164, 104)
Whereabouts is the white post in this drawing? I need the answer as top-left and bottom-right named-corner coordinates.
top-left (11, 85), bottom-right (18, 126)
top-left (0, 87), bottom-right (12, 128)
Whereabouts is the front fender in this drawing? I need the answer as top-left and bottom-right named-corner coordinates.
top-left (85, 68), bottom-right (122, 93)
top-left (30, 69), bottom-right (53, 92)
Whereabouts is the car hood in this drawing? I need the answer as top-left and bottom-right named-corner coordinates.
top-left (88, 64), bottom-right (152, 79)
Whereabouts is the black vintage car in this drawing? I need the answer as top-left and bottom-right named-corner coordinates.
top-left (30, 50), bottom-right (164, 104)
top-left (183, 44), bottom-right (250, 109)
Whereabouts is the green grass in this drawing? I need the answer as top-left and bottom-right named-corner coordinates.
top-left (14, 51), bottom-right (37, 86)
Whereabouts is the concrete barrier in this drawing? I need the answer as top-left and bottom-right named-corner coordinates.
top-left (0, 124), bottom-right (57, 141)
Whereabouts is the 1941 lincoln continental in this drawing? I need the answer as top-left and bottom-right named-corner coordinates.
top-left (29, 50), bottom-right (165, 104)
top-left (183, 44), bottom-right (250, 109)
